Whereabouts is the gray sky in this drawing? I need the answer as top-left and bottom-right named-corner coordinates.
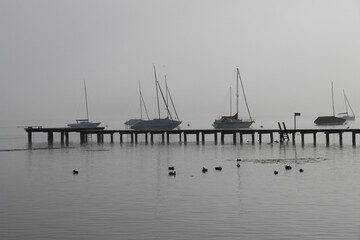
top-left (1, 0), bottom-right (359, 127)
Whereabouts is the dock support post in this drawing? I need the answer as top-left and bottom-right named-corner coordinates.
top-left (184, 133), bottom-right (187, 144)
top-left (292, 133), bottom-right (296, 142)
top-left (80, 133), bottom-right (85, 144)
top-left (28, 132), bottom-right (32, 145)
top-left (202, 133), bottom-right (205, 144)
top-left (196, 133), bottom-right (200, 144)
top-left (65, 132), bottom-right (69, 146)
top-left (135, 133), bottom-right (138, 144)
top-left (270, 133), bottom-right (273, 143)
top-left (339, 133), bottom-right (343, 145)
top-left (258, 133), bottom-right (262, 143)
top-left (233, 133), bottom-right (237, 144)
top-left (279, 133), bottom-right (283, 143)
top-left (313, 133), bottom-right (317, 146)
top-left (48, 132), bottom-right (53, 145)
top-left (221, 133), bottom-right (224, 144)
top-left (352, 132), bottom-right (356, 146)
top-left (60, 132), bottom-right (64, 145)
top-left (179, 133), bottom-right (182, 143)
top-left (239, 133), bottom-right (243, 144)
top-left (145, 133), bottom-right (148, 144)
top-left (110, 133), bottom-right (114, 144)
top-left (167, 133), bottom-right (170, 144)
top-left (151, 133), bottom-right (154, 144)
top-left (120, 133), bottom-right (123, 143)
top-left (301, 133), bottom-right (305, 145)
top-left (214, 133), bottom-right (217, 144)
top-left (251, 133), bottom-right (255, 144)
top-left (97, 133), bottom-right (101, 144)
top-left (131, 133), bottom-right (134, 144)
top-left (162, 133), bottom-right (165, 144)
top-left (325, 133), bottom-right (330, 146)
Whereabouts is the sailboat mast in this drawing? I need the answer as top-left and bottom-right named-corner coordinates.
top-left (230, 87), bottom-right (232, 115)
top-left (166, 82), bottom-right (180, 120)
top-left (236, 69), bottom-right (239, 117)
top-left (331, 82), bottom-right (335, 116)
top-left (343, 90), bottom-right (348, 115)
top-left (344, 91), bottom-right (355, 116)
top-left (139, 82), bottom-right (143, 119)
top-left (156, 80), bottom-right (173, 120)
top-left (165, 76), bottom-right (169, 118)
top-left (84, 80), bottom-right (89, 121)
top-left (237, 68), bottom-right (253, 121)
top-left (153, 66), bottom-right (161, 119)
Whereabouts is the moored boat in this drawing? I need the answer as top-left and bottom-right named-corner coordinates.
top-left (314, 82), bottom-right (346, 126)
top-left (213, 68), bottom-right (254, 129)
top-left (68, 81), bottom-right (101, 128)
top-left (130, 66), bottom-right (181, 130)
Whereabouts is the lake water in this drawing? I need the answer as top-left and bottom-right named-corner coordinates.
top-left (1, 118), bottom-right (360, 239)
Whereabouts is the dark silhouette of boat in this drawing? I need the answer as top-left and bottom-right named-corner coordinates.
top-left (213, 68), bottom-right (254, 129)
top-left (131, 66), bottom-right (181, 130)
top-left (314, 82), bottom-right (346, 126)
top-left (68, 81), bottom-right (101, 128)
top-left (124, 82), bottom-right (150, 128)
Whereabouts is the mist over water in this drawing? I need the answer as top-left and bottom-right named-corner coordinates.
top-left (1, 117), bottom-right (360, 239)
top-left (1, 1), bottom-right (360, 238)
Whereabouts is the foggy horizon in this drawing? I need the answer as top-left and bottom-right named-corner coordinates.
top-left (1, 0), bottom-right (359, 127)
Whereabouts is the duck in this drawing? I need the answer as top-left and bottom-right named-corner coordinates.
top-left (215, 166), bottom-right (222, 171)
top-left (73, 170), bottom-right (79, 175)
top-left (285, 165), bottom-right (292, 170)
top-left (168, 166), bottom-right (175, 170)
top-left (168, 171), bottom-right (176, 176)
top-left (274, 170), bottom-right (278, 175)
top-left (299, 169), bottom-right (304, 172)
top-left (236, 163), bottom-right (240, 168)
top-left (237, 158), bottom-right (242, 162)
top-left (202, 167), bottom-right (208, 173)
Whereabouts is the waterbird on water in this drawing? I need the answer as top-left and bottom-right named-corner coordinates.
top-left (299, 169), bottom-right (304, 172)
top-left (73, 170), bottom-right (79, 175)
top-left (202, 167), bottom-right (208, 173)
top-left (168, 166), bottom-right (174, 170)
top-left (215, 166), bottom-right (222, 171)
top-left (168, 171), bottom-right (176, 176)
top-left (237, 163), bottom-right (240, 168)
top-left (237, 158), bottom-right (241, 161)
top-left (274, 171), bottom-right (278, 175)
top-left (285, 165), bottom-right (292, 170)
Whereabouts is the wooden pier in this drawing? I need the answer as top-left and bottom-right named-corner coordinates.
top-left (24, 127), bottom-right (360, 146)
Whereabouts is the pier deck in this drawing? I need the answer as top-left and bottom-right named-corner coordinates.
top-left (24, 127), bottom-right (360, 146)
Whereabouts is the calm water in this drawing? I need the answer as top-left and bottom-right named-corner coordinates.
top-left (1, 119), bottom-right (360, 239)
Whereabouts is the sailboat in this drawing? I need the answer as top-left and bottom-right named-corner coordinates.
top-left (130, 67), bottom-right (182, 130)
top-left (213, 68), bottom-right (254, 129)
top-left (68, 81), bottom-right (101, 128)
top-left (337, 90), bottom-right (355, 120)
top-left (124, 82), bottom-right (150, 127)
top-left (314, 82), bottom-right (346, 126)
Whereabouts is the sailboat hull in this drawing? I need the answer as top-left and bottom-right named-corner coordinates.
top-left (314, 116), bottom-right (346, 126)
top-left (68, 122), bottom-right (101, 128)
top-left (213, 115), bottom-right (253, 129)
top-left (124, 119), bottom-right (144, 126)
top-left (131, 118), bottom-right (181, 130)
